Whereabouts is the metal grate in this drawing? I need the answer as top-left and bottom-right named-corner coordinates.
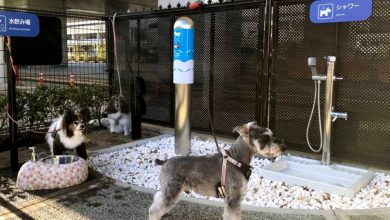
top-left (184, 13), bottom-right (212, 131)
top-left (271, 2), bottom-right (336, 149)
top-left (332, 0), bottom-right (390, 165)
top-left (138, 16), bottom-right (173, 124)
top-left (120, 3), bottom-right (265, 134)
top-left (212, 8), bottom-right (262, 135)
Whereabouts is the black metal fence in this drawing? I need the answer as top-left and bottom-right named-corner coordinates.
top-left (113, 0), bottom-right (390, 167)
top-left (0, 8), bottom-right (109, 169)
top-left (113, 1), bottom-right (265, 136)
top-left (1, 0), bottom-right (389, 168)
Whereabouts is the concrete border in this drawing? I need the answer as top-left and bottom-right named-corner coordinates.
top-left (115, 180), bottom-right (338, 220)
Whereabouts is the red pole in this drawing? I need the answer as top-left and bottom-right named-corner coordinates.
top-left (38, 72), bottom-right (44, 86)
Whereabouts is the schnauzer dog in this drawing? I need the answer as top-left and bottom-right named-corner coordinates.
top-left (149, 122), bottom-right (284, 220)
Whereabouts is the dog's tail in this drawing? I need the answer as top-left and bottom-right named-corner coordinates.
top-left (155, 158), bottom-right (167, 165)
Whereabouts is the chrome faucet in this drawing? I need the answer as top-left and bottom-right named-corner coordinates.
top-left (307, 56), bottom-right (348, 165)
top-left (29, 147), bottom-right (47, 162)
top-left (331, 107), bottom-right (348, 122)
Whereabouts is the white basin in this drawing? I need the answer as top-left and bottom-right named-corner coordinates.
top-left (259, 156), bottom-right (374, 197)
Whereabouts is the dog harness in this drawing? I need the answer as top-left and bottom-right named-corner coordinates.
top-left (217, 147), bottom-right (252, 198)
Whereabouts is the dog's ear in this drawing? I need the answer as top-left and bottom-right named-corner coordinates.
top-left (262, 128), bottom-right (273, 136)
top-left (62, 110), bottom-right (75, 137)
top-left (79, 107), bottom-right (91, 122)
top-left (121, 97), bottom-right (130, 114)
top-left (105, 98), bottom-right (116, 114)
top-left (233, 124), bottom-right (249, 137)
top-left (233, 121), bottom-right (258, 136)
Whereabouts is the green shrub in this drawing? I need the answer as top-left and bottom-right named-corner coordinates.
top-left (5, 85), bottom-right (111, 132)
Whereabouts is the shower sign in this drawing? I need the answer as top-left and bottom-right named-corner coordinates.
top-left (0, 11), bottom-right (39, 37)
top-left (310, 0), bottom-right (372, 23)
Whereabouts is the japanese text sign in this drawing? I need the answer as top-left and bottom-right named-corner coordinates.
top-left (0, 11), bottom-right (39, 37)
top-left (310, 0), bottom-right (372, 23)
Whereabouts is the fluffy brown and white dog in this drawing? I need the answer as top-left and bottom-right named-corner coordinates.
top-left (149, 122), bottom-right (285, 220)
top-left (105, 95), bottom-right (131, 136)
top-left (46, 108), bottom-right (91, 159)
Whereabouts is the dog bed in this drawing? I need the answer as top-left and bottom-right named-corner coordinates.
top-left (16, 156), bottom-right (88, 190)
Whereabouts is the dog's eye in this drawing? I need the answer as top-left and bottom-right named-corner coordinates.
top-left (73, 121), bottom-right (79, 125)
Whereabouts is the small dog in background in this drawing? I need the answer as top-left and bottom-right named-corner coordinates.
top-left (105, 95), bottom-right (131, 136)
top-left (149, 122), bottom-right (285, 220)
top-left (46, 108), bottom-right (91, 159)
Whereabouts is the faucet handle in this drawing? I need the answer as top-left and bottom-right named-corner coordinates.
top-left (29, 146), bottom-right (36, 153)
top-left (29, 147), bottom-right (37, 161)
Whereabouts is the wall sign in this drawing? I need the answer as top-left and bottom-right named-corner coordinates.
top-left (310, 0), bottom-right (372, 24)
top-left (0, 11), bottom-right (39, 37)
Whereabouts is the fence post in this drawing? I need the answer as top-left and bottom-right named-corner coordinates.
top-left (131, 19), bottom-right (142, 139)
top-left (6, 49), bottom-right (18, 171)
top-left (107, 20), bottom-right (115, 96)
top-left (261, 0), bottom-right (273, 128)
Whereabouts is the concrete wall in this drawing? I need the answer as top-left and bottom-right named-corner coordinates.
top-left (5, 0), bottom-right (66, 11)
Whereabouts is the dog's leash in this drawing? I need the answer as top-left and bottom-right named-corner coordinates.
top-left (207, 107), bottom-right (251, 198)
top-left (4, 109), bottom-right (60, 134)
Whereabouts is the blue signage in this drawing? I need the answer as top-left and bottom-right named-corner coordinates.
top-left (310, 0), bottom-right (372, 24)
top-left (173, 28), bottom-right (194, 62)
top-left (0, 11), bottom-right (39, 37)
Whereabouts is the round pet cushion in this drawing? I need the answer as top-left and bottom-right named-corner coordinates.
top-left (16, 157), bottom-right (88, 190)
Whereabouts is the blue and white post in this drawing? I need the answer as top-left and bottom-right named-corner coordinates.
top-left (173, 17), bottom-right (194, 155)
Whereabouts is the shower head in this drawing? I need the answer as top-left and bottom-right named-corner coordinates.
top-left (308, 57), bottom-right (318, 76)
top-left (308, 57), bottom-right (316, 67)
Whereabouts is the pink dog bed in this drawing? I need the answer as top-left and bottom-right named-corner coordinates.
top-left (16, 156), bottom-right (88, 190)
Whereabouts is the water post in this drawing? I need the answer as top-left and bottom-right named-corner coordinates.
top-left (173, 17), bottom-right (194, 155)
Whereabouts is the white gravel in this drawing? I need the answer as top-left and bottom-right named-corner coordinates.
top-left (89, 136), bottom-right (390, 210)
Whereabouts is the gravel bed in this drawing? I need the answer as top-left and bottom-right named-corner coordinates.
top-left (89, 136), bottom-right (390, 210)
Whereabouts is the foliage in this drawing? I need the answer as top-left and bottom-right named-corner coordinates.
top-left (0, 85), bottom-right (110, 133)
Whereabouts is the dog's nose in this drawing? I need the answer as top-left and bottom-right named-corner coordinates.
top-left (80, 124), bottom-right (85, 129)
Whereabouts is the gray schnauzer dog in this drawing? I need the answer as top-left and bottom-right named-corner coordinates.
top-left (149, 122), bottom-right (284, 220)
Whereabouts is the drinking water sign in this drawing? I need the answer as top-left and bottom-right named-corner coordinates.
top-left (0, 11), bottom-right (39, 37)
top-left (310, 0), bottom-right (372, 23)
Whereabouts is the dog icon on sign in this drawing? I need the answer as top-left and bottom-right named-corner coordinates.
top-left (318, 4), bottom-right (334, 19)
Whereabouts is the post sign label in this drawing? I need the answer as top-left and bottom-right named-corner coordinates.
top-left (173, 28), bottom-right (194, 84)
top-left (310, 0), bottom-right (372, 24)
top-left (0, 11), bottom-right (39, 37)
